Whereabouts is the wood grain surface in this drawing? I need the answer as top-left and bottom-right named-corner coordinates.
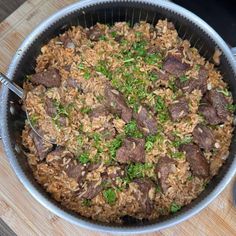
top-left (0, 0), bottom-right (235, 235)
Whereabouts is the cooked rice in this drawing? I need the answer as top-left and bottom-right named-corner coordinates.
top-left (22, 20), bottom-right (234, 223)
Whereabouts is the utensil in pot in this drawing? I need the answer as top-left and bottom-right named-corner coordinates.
top-left (0, 72), bottom-right (56, 144)
top-left (1, 0), bottom-right (236, 234)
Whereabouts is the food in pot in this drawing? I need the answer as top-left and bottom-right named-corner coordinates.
top-left (22, 20), bottom-right (234, 223)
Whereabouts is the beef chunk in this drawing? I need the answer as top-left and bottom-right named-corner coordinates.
top-left (65, 163), bottom-right (87, 183)
top-left (199, 89), bottom-right (229, 124)
top-left (66, 78), bottom-right (82, 91)
top-left (104, 86), bottom-right (132, 123)
top-left (60, 33), bottom-right (75, 49)
top-left (133, 179), bottom-right (155, 214)
top-left (45, 97), bottom-right (56, 117)
top-left (176, 67), bottom-right (208, 94)
top-left (163, 55), bottom-right (189, 77)
top-left (193, 124), bottom-right (215, 151)
top-left (31, 68), bottom-right (61, 88)
top-left (205, 89), bottom-right (229, 121)
top-left (180, 143), bottom-right (209, 178)
top-left (168, 98), bottom-right (189, 121)
top-left (155, 156), bottom-right (176, 193)
top-left (133, 106), bottom-right (157, 135)
top-left (79, 181), bottom-right (103, 199)
top-left (90, 106), bottom-right (109, 118)
top-left (198, 103), bottom-right (222, 125)
top-left (86, 25), bottom-right (103, 41)
top-left (116, 138), bottom-right (145, 163)
top-left (29, 130), bottom-right (53, 161)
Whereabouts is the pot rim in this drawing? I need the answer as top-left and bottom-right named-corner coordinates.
top-left (1, 0), bottom-right (236, 234)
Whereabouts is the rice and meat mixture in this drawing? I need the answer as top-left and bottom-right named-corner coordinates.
top-left (22, 20), bottom-right (234, 223)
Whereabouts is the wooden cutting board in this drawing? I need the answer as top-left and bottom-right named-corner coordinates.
top-left (0, 0), bottom-right (235, 235)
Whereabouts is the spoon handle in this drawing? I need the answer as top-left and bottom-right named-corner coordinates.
top-left (0, 72), bottom-right (24, 99)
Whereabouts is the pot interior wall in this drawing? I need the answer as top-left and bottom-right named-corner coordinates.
top-left (5, 1), bottom-right (236, 227)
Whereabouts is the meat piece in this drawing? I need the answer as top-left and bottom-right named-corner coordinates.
top-left (87, 163), bottom-right (101, 172)
top-left (116, 138), bottom-right (145, 163)
top-left (45, 97), bottom-right (56, 117)
top-left (31, 68), bottom-right (61, 88)
top-left (66, 77), bottom-right (82, 89)
top-left (168, 98), bottom-right (189, 121)
top-left (29, 130), bottom-right (53, 161)
top-left (199, 89), bottom-right (229, 124)
top-left (163, 55), bottom-right (189, 77)
top-left (180, 143), bottom-right (209, 178)
top-left (176, 67), bottom-right (208, 94)
top-left (60, 33), bottom-right (75, 49)
top-left (204, 89), bottom-right (229, 121)
top-left (193, 124), bottom-right (215, 151)
top-left (104, 86), bottom-right (132, 123)
top-left (79, 181), bottom-right (103, 199)
top-left (90, 106), bottom-right (109, 118)
top-left (133, 106), bottom-right (157, 135)
top-left (133, 179), bottom-right (155, 214)
top-left (65, 163), bottom-right (87, 183)
top-left (198, 103), bottom-right (222, 125)
top-left (155, 156), bottom-right (176, 193)
top-left (86, 25), bottom-right (103, 41)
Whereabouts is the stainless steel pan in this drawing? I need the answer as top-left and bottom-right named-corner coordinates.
top-left (1, 0), bottom-right (236, 234)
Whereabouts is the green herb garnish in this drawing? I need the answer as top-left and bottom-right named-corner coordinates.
top-left (99, 35), bottom-right (107, 41)
top-left (82, 199), bottom-right (91, 207)
top-left (172, 135), bottom-right (192, 147)
top-left (124, 120), bottom-right (143, 138)
top-left (170, 202), bottom-right (181, 213)
top-left (107, 134), bottom-right (123, 159)
top-left (179, 75), bottom-right (189, 83)
top-left (80, 106), bottom-right (92, 114)
top-left (227, 104), bottom-right (236, 112)
top-left (103, 188), bottom-right (117, 204)
top-left (96, 60), bottom-right (112, 80)
top-left (217, 88), bottom-right (230, 97)
top-left (78, 152), bottom-right (90, 164)
top-left (29, 114), bottom-right (38, 126)
top-left (77, 135), bottom-right (83, 146)
top-left (171, 151), bottom-right (184, 159)
top-left (111, 31), bottom-right (117, 38)
top-left (126, 163), bottom-right (153, 180)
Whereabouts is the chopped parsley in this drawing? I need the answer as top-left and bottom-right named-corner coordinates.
top-left (77, 135), bottom-right (83, 146)
top-left (80, 106), bottom-right (92, 114)
top-left (154, 96), bottom-right (169, 123)
top-left (96, 60), bottom-right (112, 80)
top-left (194, 64), bottom-right (201, 71)
top-left (78, 152), bottom-right (90, 164)
top-left (145, 135), bottom-right (157, 151)
top-left (107, 134), bottom-right (123, 159)
top-left (82, 199), bottom-right (91, 207)
top-left (29, 114), bottom-right (39, 126)
top-left (103, 188), bottom-right (117, 204)
top-left (171, 151), bottom-right (184, 159)
top-left (99, 35), bottom-right (107, 41)
top-left (170, 202), bottom-right (181, 213)
top-left (187, 175), bottom-right (193, 181)
top-left (111, 31), bottom-right (117, 38)
top-left (227, 104), bottom-right (236, 112)
top-left (149, 71), bottom-right (159, 82)
top-left (172, 135), bottom-right (192, 148)
top-left (127, 163), bottom-right (153, 180)
top-left (124, 120), bottom-right (143, 138)
top-left (77, 62), bottom-right (91, 80)
top-left (217, 88), bottom-right (230, 97)
top-left (93, 132), bottom-right (101, 143)
top-left (179, 75), bottom-right (189, 83)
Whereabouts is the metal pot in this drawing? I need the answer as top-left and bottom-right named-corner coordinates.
top-left (1, 0), bottom-right (236, 234)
